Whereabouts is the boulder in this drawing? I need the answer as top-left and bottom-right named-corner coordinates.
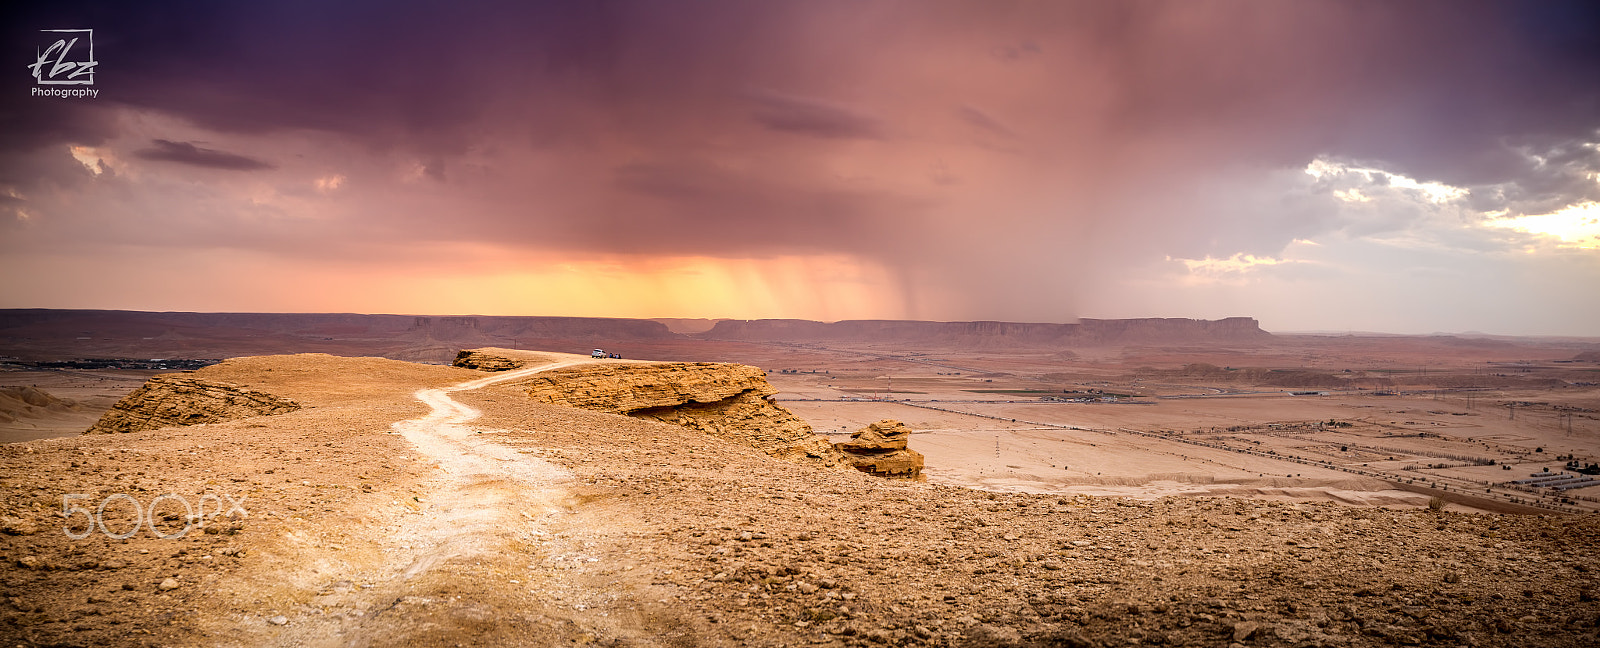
top-left (837, 419), bottom-right (925, 479)
top-left (839, 419), bottom-right (912, 452)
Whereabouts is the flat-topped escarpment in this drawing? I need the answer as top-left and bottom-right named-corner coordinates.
top-left (85, 375), bottom-right (301, 434)
top-left (702, 316), bottom-right (1270, 346)
top-left (0, 309), bottom-right (683, 363)
top-left (510, 361), bottom-right (847, 467)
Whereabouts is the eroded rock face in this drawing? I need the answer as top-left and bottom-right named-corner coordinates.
top-left (522, 362), bottom-right (772, 413)
top-left (633, 391), bottom-right (844, 466)
top-left (452, 349), bottom-right (526, 372)
top-left (86, 376), bottom-right (301, 434)
top-left (837, 419), bottom-right (924, 479)
top-left (519, 362), bottom-right (846, 468)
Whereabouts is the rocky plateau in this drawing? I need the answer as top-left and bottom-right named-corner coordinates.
top-left (0, 351), bottom-right (1593, 648)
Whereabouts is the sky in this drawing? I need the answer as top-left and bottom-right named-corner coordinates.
top-left (2, 1), bottom-right (1598, 335)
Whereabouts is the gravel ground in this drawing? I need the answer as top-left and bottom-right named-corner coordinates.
top-left (1, 354), bottom-right (1596, 647)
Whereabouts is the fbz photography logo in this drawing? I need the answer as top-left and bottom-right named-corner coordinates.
top-left (28, 28), bottom-right (99, 98)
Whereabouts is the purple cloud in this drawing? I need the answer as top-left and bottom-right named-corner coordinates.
top-left (133, 140), bottom-right (274, 171)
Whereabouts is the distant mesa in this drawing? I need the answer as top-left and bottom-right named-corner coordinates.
top-left (0, 309), bottom-right (681, 363)
top-left (1575, 351), bottom-right (1600, 362)
top-left (0, 310), bottom-right (677, 344)
top-left (86, 376), bottom-right (300, 434)
top-left (700, 317), bottom-right (1269, 346)
top-left (1, 309), bottom-right (1271, 363)
top-left (649, 318), bottom-right (730, 335)
top-left (837, 419), bottom-right (925, 480)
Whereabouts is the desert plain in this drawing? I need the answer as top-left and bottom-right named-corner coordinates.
top-left (0, 311), bottom-right (1597, 646)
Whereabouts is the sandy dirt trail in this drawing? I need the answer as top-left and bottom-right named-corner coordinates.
top-left (229, 358), bottom-right (607, 647)
top-left (385, 359), bottom-right (597, 580)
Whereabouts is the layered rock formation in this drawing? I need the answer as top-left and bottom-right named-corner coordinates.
top-left (633, 392), bottom-right (845, 466)
top-left (86, 376), bottom-right (301, 434)
top-left (702, 316), bottom-right (1270, 347)
top-left (521, 362), bottom-right (764, 413)
top-left (515, 362), bottom-right (846, 467)
top-left (837, 419), bottom-right (924, 479)
top-left (452, 349), bottom-right (527, 371)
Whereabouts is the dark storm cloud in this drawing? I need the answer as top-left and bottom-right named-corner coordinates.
top-left (1, 0), bottom-right (1598, 326)
top-left (991, 40), bottom-right (1040, 62)
top-left (746, 91), bottom-right (886, 140)
top-left (0, 102), bottom-right (116, 154)
top-left (1058, 1), bottom-right (1600, 179)
top-left (1, 1), bottom-right (625, 154)
top-left (133, 140), bottom-right (274, 171)
top-left (605, 159), bottom-right (915, 254)
top-left (1459, 139), bottom-right (1600, 216)
top-left (955, 106), bottom-right (1014, 138)
top-left (5, 1), bottom-right (1594, 187)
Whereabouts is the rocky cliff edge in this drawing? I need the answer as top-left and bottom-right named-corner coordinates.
top-left (85, 375), bottom-right (301, 434)
top-left (517, 362), bottom-right (846, 468)
top-left (453, 350), bottom-right (848, 468)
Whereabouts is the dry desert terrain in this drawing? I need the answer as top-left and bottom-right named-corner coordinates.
top-left (2, 313), bottom-right (1599, 646)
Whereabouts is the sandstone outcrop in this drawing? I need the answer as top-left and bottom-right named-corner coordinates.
top-left (85, 375), bottom-right (301, 434)
top-left (837, 419), bottom-right (924, 479)
top-left (521, 362), bottom-right (770, 413)
top-left (633, 392), bottom-right (843, 466)
top-left (452, 349), bottom-right (526, 371)
top-left (515, 362), bottom-right (846, 468)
